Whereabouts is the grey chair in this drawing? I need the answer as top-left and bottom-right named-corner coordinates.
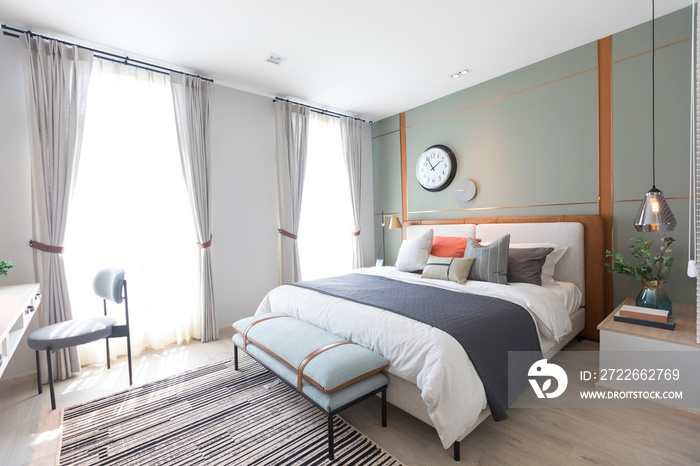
top-left (27, 268), bottom-right (133, 410)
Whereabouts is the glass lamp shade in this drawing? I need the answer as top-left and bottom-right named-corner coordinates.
top-left (633, 187), bottom-right (677, 232)
top-left (387, 216), bottom-right (402, 229)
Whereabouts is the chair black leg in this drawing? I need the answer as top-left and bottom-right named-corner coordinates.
top-left (105, 338), bottom-right (111, 369)
top-left (46, 350), bottom-right (56, 410)
top-left (126, 334), bottom-right (133, 385)
top-left (35, 351), bottom-right (42, 395)
top-left (234, 345), bottom-right (239, 371)
top-left (454, 441), bottom-right (460, 461)
top-left (328, 413), bottom-right (334, 461)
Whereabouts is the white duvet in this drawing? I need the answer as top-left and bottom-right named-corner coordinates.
top-left (254, 266), bottom-right (575, 448)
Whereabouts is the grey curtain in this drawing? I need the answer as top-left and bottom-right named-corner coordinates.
top-left (170, 72), bottom-right (217, 342)
top-left (339, 117), bottom-right (365, 269)
top-left (21, 33), bottom-right (93, 382)
top-left (274, 101), bottom-right (309, 284)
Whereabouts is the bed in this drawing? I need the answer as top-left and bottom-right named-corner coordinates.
top-left (254, 215), bottom-right (605, 457)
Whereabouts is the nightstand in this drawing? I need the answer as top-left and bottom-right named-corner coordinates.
top-left (598, 298), bottom-right (699, 352)
top-left (597, 298), bottom-right (699, 411)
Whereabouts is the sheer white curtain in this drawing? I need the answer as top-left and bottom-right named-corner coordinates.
top-left (298, 113), bottom-right (353, 280)
top-left (65, 61), bottom-right (199, 365)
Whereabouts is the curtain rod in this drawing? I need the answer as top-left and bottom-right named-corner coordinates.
top-left (1, 24), bottom-right (213, 82)
top-left (273, 97), bottom-right (371, 124)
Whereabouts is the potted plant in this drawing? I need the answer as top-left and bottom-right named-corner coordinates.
top-left (605, 236), bottom-right (674, 312)
top-left (0, 261), bottom-right (13, 278)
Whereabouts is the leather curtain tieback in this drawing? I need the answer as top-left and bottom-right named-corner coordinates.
top-left (198, 234), bottom-right (213, 249)
top-left (29, 240), bottom-right (64, 254)
top-left (278, 229), bottom-right (298, 240)
top-left (353, 230), bottom-right (361, 237)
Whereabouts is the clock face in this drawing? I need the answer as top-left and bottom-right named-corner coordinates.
top-left (415, 145), bottom-right (457, 192)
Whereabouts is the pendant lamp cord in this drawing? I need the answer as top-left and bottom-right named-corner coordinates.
top-left (651, 0), bottom-right (656, 189)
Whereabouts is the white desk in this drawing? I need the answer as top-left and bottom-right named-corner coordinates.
top-left (0, 284), bottom-right (41, 378)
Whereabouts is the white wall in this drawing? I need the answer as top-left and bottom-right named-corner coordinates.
top-left (209, 85), bottom-right (279, 327)
top-left (0, 35), bottom-right (40, 378)
top-left (0, 35), bottom-right (375, 377)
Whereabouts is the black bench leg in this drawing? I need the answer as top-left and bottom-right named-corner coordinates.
top-left (381, 387), bottom-right (387, 427)
top-left (46, 350), bottom-right (56, 410)
top-left (35, 351), bottom-right (42, 395)
top-left (234, 345), bottom-right (239, 371)
top-left (454, 441), bottom-right (460, 461)
top-left (328, 414), bottom-right (334, 461)
top-left (576, 332), bottom-right (583, 342)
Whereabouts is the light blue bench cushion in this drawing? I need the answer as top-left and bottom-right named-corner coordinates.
top-left (233, 332), bottom-right (387, 412)
top-left (232, 313), bottom-right (389, 393)
top-left (28, 317), bottom-right (116, 351)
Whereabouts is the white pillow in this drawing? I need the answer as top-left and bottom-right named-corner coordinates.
top-left (509, 242), bottom-right (568, 284)
top-left (395, 229), bottom-right (434, 272)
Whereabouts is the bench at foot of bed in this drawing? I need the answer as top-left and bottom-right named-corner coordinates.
top-left (232, 313), bottom-right (389, 461)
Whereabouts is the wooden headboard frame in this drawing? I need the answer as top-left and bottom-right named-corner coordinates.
top-left (403, 215), bottom-right (606, 341)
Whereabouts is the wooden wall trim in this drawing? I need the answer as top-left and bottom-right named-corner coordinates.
top-left (597, 36), bottom-right (615, 318)
top-left (399, 112), bottom-right (408, 223)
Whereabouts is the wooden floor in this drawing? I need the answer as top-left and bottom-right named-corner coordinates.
top-left (1, 328), bottom-right (698, 466)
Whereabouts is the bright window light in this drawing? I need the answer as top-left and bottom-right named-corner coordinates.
top-left (65, 61), bottom-right (199, 365)
top-left (297, 113), bottom-right (353, 280)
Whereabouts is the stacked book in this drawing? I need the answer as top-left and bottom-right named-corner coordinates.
top-left (614, 304), bottom-right (675, 330)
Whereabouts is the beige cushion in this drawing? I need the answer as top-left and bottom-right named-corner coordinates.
top-left (421, 255), bottom-right (475, 285)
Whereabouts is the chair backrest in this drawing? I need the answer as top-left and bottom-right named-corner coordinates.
top-left (93, 268), bottom-right (126, 304)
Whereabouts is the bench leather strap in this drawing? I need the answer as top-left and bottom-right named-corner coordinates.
top-left (242, 315), bottom-right (286, 350)
top-left (297, 341), bottom-right (352, 390)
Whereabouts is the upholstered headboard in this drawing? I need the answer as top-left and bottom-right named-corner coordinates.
top-left (403, 215), bottom-right (605, 340)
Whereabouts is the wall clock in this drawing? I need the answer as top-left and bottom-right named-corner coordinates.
top-left (415, 144), bottom-right (457, 192)
top-left (456, 179), bottom-right (477, 202)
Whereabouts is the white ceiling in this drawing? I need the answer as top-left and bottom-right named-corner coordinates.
top-left (0, 0), bottom-right (691, 121)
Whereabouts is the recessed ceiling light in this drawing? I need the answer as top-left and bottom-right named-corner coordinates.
top-left (451, 68), bottom-right (473, 78)
top-left (266, 53), bottom-right (286, 65)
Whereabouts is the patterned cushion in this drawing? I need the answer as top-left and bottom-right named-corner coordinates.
top-left (465, 234), bottom-right (510, 284)
top-left (421, 255), bottom-right (475, 285)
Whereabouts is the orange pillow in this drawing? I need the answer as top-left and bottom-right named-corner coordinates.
top-left (431, 236), bottom-right (468, 258)
top-left (431, 236), bottom-right (481, 258)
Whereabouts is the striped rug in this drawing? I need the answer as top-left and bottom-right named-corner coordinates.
top-left (59, 356), bottom-right (401, 465)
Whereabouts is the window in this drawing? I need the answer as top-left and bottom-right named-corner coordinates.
top-left (64, 61), bottom-right (199, 365)
top-left (297, 113), bottom-right (353, 280)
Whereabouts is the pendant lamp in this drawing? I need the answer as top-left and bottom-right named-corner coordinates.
top-left (634, 0), bottom-right (677, 232)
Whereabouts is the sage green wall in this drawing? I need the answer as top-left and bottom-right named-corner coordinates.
top-left (372, 7), bottom-right (694, 306)
top-left (612, 7), bottom-right (692, 306)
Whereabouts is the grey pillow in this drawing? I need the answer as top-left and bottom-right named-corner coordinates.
top-left (507, 247), bottom-right (554, 286)
top-left (421, 255), bottom-right (475, 285)
top-left (465, 234), bottom-right (510, 284)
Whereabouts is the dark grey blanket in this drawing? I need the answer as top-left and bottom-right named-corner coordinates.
top-left (290, 273), bottom-right (542, 421)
